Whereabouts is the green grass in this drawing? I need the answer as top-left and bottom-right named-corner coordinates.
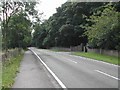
top-left (2, 51), bottom-right (24, 88)
top-left (49, 49), bottom-right (69, 52)
top-left (72, 52), bottom-right (119, 65)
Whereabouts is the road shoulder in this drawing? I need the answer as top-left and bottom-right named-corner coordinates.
top-left (12, 50), bottom-right (60, 88)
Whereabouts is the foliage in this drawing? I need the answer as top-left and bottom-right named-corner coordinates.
top-left (2, 51), bottom-right (24, 88)
top-left (1, 1), bottom-right (39, 50)
top-left (83, 4), bottom-right (120, 50)
top-left (32, 23), bottom-right (47, 48)
top-left (32, 2), bottom-right (107, 48)
top-left (7, 14), bottom-right (32, 49)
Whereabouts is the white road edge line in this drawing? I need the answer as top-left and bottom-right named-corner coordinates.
top-left (77, 56), bottom-right (119, 67)
top-left (30, 49), bottom-right (67, 89)
top-left (95, 70), bottom-right (120, 80)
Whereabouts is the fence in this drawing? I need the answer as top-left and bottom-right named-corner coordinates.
top-left (70, 45), bottom-right (119, 57)
top-left (70, 45), bottom-right (83, 52)
top-left (51, 45), bottom-right (119, 57)
top-left (87, 48), bottom-right (119, 57)
top-left (2, 48), bottom-right (22, 64)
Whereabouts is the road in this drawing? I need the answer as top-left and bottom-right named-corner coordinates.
top-left (30, 47), bottom-right (119, 88)
top-left (12, 51), bottom-right (60, 88)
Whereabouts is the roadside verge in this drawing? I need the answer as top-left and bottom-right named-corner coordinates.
top-left (72, 52), bottom-right (119, 66)
top-left (2, 50), bottom-right (24, 88)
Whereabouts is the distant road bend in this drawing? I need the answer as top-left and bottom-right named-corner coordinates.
top-left (29, 47), bottom-right (119, 88)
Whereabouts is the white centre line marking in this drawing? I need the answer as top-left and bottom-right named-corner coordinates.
top-left (30, 49), bottom-right (67, 89)
top-left (63, 58), bottom-right (77, 64)
top-left (70, 60), bottom-right (77, 64)
top-left (52, 53), bottom-right (78, 64)
top-left (95, 70), bottom-right (120, 80)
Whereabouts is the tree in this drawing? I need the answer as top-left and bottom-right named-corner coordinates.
top-left (33, 2), bottom-right (116, 49)
top-left (59, 24), bottom-right (74, 47)
top-left (32, 23), bottom-right (47, 48)
top-left (7, 14), bottom-right (32, 49)
top-left (1, 1), bottom-right (38, 50)
top-left (83, 4), bottom-right (120, 50)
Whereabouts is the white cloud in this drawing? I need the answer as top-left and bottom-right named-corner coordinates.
top-left (36, 0), bottom-right (67, 20)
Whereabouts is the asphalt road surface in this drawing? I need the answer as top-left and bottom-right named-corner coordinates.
top-left (12, 51), bottom-right (60, 88)
top-left (30, 47), bottom-right (119, 88)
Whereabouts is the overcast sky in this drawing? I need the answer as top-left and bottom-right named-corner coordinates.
top-left (36, 0), bottom-right (67, 20)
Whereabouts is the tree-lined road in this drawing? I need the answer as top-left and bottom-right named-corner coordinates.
top-left (30, 47), bottom-right (119, 88)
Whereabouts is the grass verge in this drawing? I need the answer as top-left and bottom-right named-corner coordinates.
top-left (72, 52), bottom-right (119, 65)
top-left (2, 50), bottom-right (24, 88)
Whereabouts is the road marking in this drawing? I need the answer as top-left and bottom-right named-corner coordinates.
top-left (70, 60), bottom-right (77, 64)
top-left (30, 49), bottom-right (67, 89)
top-left (52, 54), bottom-right (78, 64)
top-left (59, 57), bottom-right (77, 64)
top-left (43, 51), bottom-right (78, 64)
top-left (77, 56), bottom-right (119, 67)
top-left (95, 70), bottom-right (120, 80)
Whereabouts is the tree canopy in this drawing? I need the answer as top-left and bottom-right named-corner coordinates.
top-left (1, 1), bottom-right (119, 51)
top-left (1, 1), bottom-right (40, 50)
top-left (83, 3), bottom-right (120, 50)
top-left (32, 2), bottom-right (112, 48)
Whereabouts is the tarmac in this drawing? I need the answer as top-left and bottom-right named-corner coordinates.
top-left (12, 51), bottom-right (60, 88)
